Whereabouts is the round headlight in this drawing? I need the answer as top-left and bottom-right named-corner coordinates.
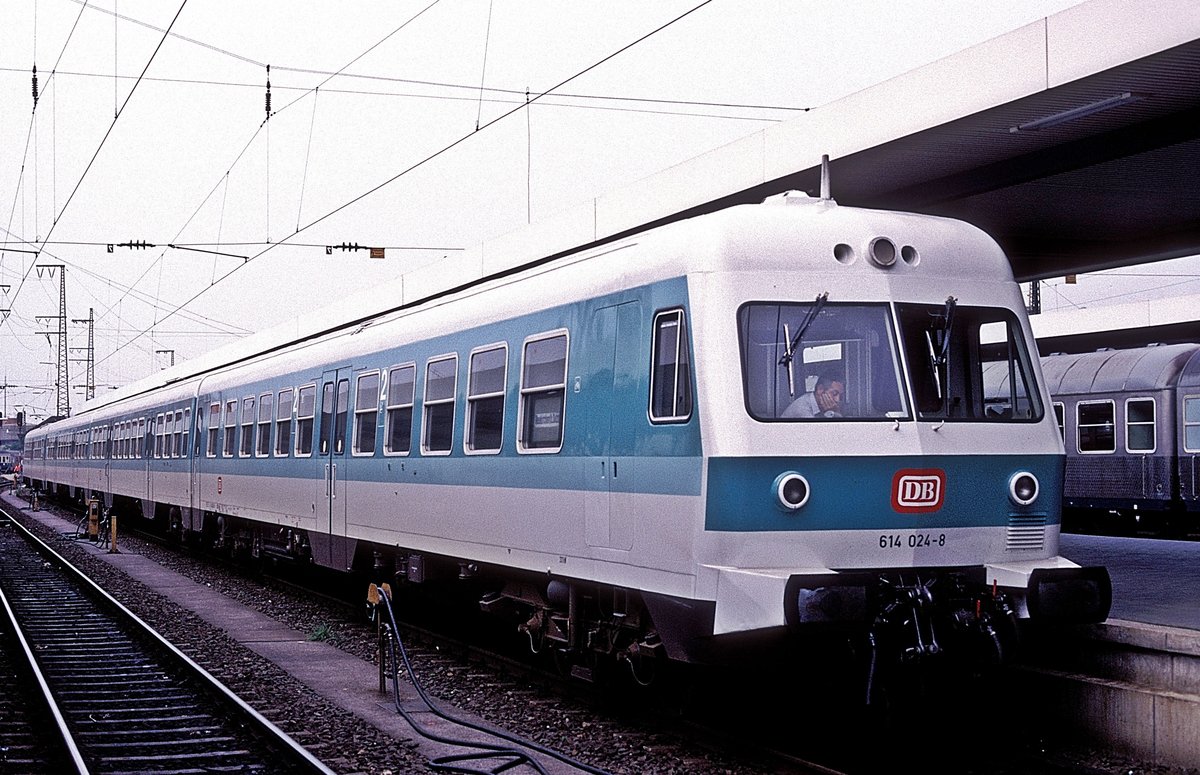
top-left (775, 472), bottom-right (810, 511)
top-left (1009, 472), bottom-right (1039, 506)
top-left (868, 236), bottom-right (897, 267)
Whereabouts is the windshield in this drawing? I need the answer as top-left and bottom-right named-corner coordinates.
top-left (738, 302), bottom-right (908, 421)
top-left (895, 302), bottom-right (1043, 422)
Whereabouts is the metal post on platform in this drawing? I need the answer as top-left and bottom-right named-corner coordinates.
top-left (108, 512), bottom-right (119, 554)
top-left (88, 497), bottom-right (99, 541)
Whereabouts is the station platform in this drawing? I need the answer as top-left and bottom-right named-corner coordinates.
top-left (0, 492), bottom-right (590, 775)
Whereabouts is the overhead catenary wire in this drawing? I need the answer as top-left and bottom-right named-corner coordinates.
top-left (99, 0), bottom-right (718, 367)
top-left (2, 0), bottom-right (190, 328)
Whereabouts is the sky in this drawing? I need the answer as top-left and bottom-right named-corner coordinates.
top-left (3, 0), bottom-right (1193, 423)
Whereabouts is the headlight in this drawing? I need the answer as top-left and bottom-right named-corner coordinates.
top-left (775, 472), bottom-right (810, 511)
top-left (1009, 471), bottom-right (1039, 506)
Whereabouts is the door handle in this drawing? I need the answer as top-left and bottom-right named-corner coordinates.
top-left (325, 463), bottom-right (330, 496)
top-left (331, 463), bottom-right (337, 499)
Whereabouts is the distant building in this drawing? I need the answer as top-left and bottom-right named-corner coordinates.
top-left (0, 415), bottom-right (26, 473)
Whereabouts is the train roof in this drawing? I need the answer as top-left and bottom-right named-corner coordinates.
top-left (1040, 343), bottom-right (1200, 395)
top-left (47, 196), bottom-right (1009, 430)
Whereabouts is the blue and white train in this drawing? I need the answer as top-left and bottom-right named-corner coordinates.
top-left (22, 191), bottom-right (1110, 687)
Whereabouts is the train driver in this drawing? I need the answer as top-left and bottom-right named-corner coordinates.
top-left (782, 368), bottom-right (845, 418)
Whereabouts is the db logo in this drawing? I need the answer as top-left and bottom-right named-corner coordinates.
top-left (892, 469), bottom-right (945, 513)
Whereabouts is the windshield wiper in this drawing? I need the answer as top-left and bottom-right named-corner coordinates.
top-left (779, 292), bottom-right (829, 397)
top-left (924, 296), bottom-right (957, 404)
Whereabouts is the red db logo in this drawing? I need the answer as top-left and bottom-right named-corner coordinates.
top-left (892, 469), bottom-right (945, 513)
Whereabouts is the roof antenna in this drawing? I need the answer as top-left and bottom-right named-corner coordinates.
top-left (820, 154), bottom-right (831, 201)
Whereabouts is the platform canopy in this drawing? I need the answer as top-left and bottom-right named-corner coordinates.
top-left (473, 0), bottom-right (1200, 284)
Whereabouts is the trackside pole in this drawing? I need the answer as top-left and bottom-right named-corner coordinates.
top-left (108, 512), bottom-right (119, 554)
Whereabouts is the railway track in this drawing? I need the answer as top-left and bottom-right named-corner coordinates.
top-left (0, 505), bottom-right (335, 775)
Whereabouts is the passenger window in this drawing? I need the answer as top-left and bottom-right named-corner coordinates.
top-left (1052, 402), bottom-right (1065, 443)
top-left (1077, 401), bottom-right (1115, 453)
top-left (223, 400), bottom-right (237, 457)
top-left (1183, 396), bottom-right (1200, 452)
top-left (257, 393), bottom-right (273, 456)
top-left (319, 382), bottom-right (334, 455)
top-left (174, 409), bottom-right (184, 457)
top-left (207, 402), bottom-right (220, 457)
top-left (334, 379), bottom-right (349, 455)
top-left (385, 364), bottom-right (415, 455)
top-left (353, 372), bottom-right (380, 456)
top-left (155, 414), bottom-right (165, 458)
top-left (650, 309), bottom-right (692, 423)
top-left (276, 388), bottom-right (294, 456)
top-left (518, 333), bottom-right (567, 452)
top-left (296, 385), bottom-right (316, 457)
top-left (467, 345), bottom-right (507, 453)
top-left (1126, 398), bottom-right (1155, 453)
top-left (422, 355), bottom-right (458, 454)
top-left (240, 396), bottom-right (255, 457)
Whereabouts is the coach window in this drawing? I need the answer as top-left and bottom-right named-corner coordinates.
top-left (1126, 398), bottom-right (1155, 453)
top-left (467, 345), bottom-right (507, 453)
top-left (154, 414), bottom-right (165, 458)
top-left (257, 392), bottom-right (273, 457)
top-left (518, 332), bottom-right (568, 452)
top-left (385, 364), bottom-right (415, 455)
top-left (353, 371), bottom-right (380, 456)
top-left (1077, 400), bottom-right (1115, 453)
top-left (174, 409), bottom-right (185, 457)
top-left (422, 355), bottom-right (458, 454)
top-left (276, 388), bottom-right (294, 456)
top-left (1184, 396), bottom-right (1200, 452)
top-left (296, 384), bottom-right (316, 456)
top-left (138, 418), bottom-right (146, 458)
top-left (207, 403), bottom-right (220, 457)
top-left (333, 379), bottom-right (350, 455)
top-left (240, 396), bottom-right (256, 457)
top-left (650, 309), bottom-right (692, 423)
top-left (1052, 402), bottom-right (1066, 443)
top-left (223, 400), bottom-right (237, 457)
top-left (319, 382), bottom-right (334, 455)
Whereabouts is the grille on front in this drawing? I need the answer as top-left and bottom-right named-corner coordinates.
top-left (1006, 514), bottom-right (1047, 551)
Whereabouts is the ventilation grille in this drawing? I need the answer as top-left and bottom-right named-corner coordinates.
top-left (1006, 514), bottom-right (1047, 551)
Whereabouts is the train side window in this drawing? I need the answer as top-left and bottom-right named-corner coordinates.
top-left (296, 384), bottom-right (316, 457)
top-left (319, 382), bottom-right (334, 455)
top-left (1125, 398), bottom-right (1155, 453)
top-left (155, 414), bottom-right (165, 458)
top-left (138, 418), bottom-right (146, 458)
top-left (518, 332), bottom-right (568, 453)
top-left (240, 396), bottom-right (256, 457)
top-left (207, 403), bottom-right (220, 457)
top-left (422, 355), bottom-right (458, 455)
top-left (1052, 402), bottom-right (1065, 443)
top-left (353, 371), bottom-right (380, 456)
top-left (276, 388), bottom-right (294, 457)
top-left (334, 379), bottom-right (349, 455)
top-left (223, 401), bottom-right (237, 457)
top-left (172, 410), bottom-right (182, 457)
top-left (385, 364), bottom-right (415, 455)
top-left (467, 344), bottom-right (507, 454)
top-left (1183, 396), bottom-right (1200, 452)
top-left (650, 309), bottom-right (692, 423)
top-left (1077, 400), bottom-right (1115, 454)
top-left (256, 392), bottom-right (273, 457)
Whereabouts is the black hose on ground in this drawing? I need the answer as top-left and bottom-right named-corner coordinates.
top-left (375, 585), bottom-right (612, 775)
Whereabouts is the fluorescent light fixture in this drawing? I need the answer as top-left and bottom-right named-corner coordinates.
top-left (1009, 91), bottom-right (1143, 133)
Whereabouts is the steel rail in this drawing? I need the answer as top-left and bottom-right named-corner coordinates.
top-left (0, 504), bottom-right (336, 774)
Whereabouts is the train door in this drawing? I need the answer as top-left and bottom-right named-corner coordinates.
top-left (583, 301), bottom-right (641, 550)
top-left (314, 369), bottom-right (352, 568)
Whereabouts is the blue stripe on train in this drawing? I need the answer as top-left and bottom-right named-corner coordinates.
top-left (704, 454), bottom-right (1063, 532)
